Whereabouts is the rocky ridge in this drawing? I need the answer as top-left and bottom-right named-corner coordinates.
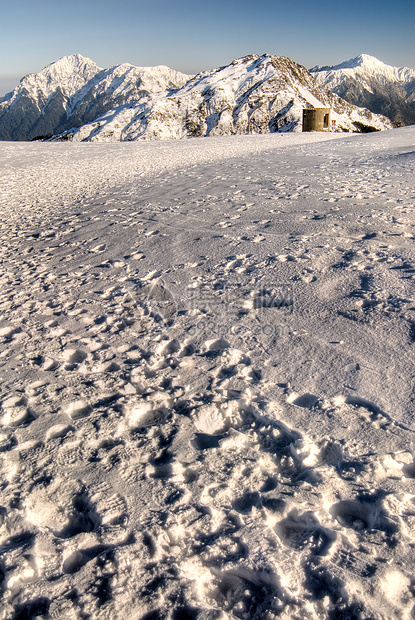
top-left (311, 54), bottom-right (415, 126)
top-left (0, 53), bottom-right (393, 142)
top-left (53, 54), bottom-right (392, 142)
top-left (0, 54), bottom-right (190, 141)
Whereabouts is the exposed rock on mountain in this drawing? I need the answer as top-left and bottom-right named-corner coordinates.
top-left (311, 54), bottom-right (415, 126)
top-left (0, 53), bottom-right (392, 142)
top-left (53, 54), bottom-right (391, 141)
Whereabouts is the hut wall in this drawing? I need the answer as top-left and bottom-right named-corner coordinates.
top-left (302, 108), bottom-right (331, 132)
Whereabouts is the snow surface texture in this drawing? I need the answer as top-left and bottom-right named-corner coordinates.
top-left (0, 53), bottom-right (391, 143)
top-left (311, 54), bottom-right (415, 127)
top-left (0, 128), bottom-right (415, 619)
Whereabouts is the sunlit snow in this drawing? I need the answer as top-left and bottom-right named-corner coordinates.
top-left (0, 128), bottom-right (414, 619)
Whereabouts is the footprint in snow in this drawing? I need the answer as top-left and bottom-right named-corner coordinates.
top-left (90, 243), bottom-right (106, 253)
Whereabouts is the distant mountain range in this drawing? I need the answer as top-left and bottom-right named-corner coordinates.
top-left (0, 54), bottom-right (190, 141)
top-left (311, 54), bottom-right (415, 126)
top-left (0, 53), bottom-right (396, 142)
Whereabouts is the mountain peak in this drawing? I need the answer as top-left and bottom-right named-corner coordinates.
top-left (347, 54), bottom-right (389, 71)
top-left (313, 54), bottom-right (414, 75)
top-left (52, 53), bottom-right (95, 64)
top-left (353, 53), bottom-right (379, 63)
top-left (310, 53), bottom-right (415, 126)
top-left (12, 54), bottom-right (102, 105)
top-left (41, 53), bottom-right (101, 75)
top-left (317, 54), bottom-right (385, 72)
top-left (0, 51), bottom-right (393, 142)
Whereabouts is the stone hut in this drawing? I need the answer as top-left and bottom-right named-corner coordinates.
top-left (302, 107), bottom-right (331, 132)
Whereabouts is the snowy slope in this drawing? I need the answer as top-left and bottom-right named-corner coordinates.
top-left (311, 54), bottom-right (415, 126)
top-left (0, 127), bottom-right (415, 619)
top-left (52, 54), bottom-right (392, 142)
top-left (0, 53), bottom-right (392, 142)
top-left (0, 54), bottom-right (190, 141)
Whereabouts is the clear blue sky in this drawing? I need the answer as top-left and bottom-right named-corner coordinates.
top-left (1, 0), bottom-right (414, 95)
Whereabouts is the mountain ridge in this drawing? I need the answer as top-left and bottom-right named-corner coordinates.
top-left (311, 54), bottom-right (415, 126)
top-left (0, 53), bottom-right (393, 142)
top-left (0, 54), bottom-right (191, 141)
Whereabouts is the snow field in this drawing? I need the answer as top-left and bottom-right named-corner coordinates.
top-left (0, 128), bottom-right (414, 619)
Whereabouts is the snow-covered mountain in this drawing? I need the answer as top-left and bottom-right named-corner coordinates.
top-left (0, 54), bottom-right (190, 141)
top-left (54, 54), bottom-right (392, 141)
top-left (0, 53), bottom-right (392, 142)
top-left (311, 54), bottom-right (415, 126)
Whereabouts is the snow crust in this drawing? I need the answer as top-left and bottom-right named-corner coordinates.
top-left (0, 128), bottom-right (414, 619)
